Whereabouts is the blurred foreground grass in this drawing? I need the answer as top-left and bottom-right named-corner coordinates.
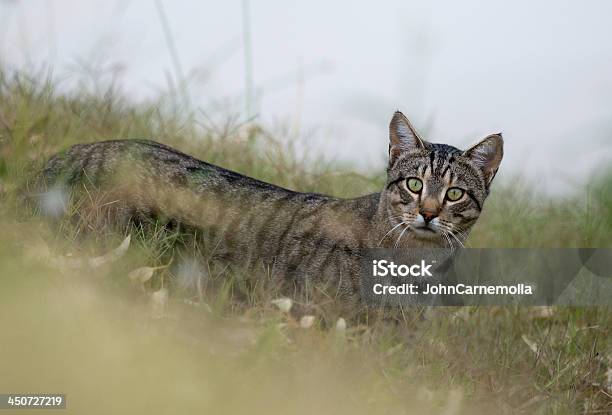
top-left (0, 69), bottom-right (611, 414)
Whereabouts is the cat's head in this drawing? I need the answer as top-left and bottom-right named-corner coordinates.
top-left (382, 111), bottom-right (503, 247)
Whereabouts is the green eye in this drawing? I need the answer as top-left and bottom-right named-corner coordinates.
top-left (446, 187), bottom-right (464, 201)
top-left (407, 178), bottom-right (423, 193)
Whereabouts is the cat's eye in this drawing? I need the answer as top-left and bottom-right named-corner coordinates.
top-left (446, 187), bottom-right (464, 201)
top-left (406, 178), bottom-right (423, 193)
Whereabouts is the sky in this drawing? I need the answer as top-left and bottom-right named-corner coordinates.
top-left (1, 0), bottom-right (611, 193)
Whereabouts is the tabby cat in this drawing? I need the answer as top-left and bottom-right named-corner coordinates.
top-left (37, 111), bottom-right (503, 303)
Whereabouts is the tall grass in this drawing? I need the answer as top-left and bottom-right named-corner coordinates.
top-left (0, 68), bottom-right (611, 414)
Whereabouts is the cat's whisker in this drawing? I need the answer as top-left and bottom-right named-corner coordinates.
top-left (442, 231), bottom-right (456, 250)
top-left (456, 228), bottom-right (469, 239)
top-left (394, 224), bottom-right (410, 248)
top-left (446, 232), bottom-right (462, 251)
top-left (449, 225), bottom-right (469, 241)
top-left (447, 229), bottom-right (465, 249)
top-left (439, 222), bottom-right (465, 243)
top-left (378, 221), bottom-right (408, 246)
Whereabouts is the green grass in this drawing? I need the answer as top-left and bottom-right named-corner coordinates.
top-left (1, 68), bottom-right (611, 414)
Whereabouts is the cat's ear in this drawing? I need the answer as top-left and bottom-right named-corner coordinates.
top-left (463, 133), bottom-right (504, 187)
top-left (389, 111), bottom-right (425, 164)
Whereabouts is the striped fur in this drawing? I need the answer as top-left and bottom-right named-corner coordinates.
top-left (36, 111), bottom-right (503, 303)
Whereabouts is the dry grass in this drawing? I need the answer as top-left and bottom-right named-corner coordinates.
top-left (1, 68), bottom-right (611, 414)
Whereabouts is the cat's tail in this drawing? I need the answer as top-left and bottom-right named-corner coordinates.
top-left (22, 146), bottom-right (77, 218)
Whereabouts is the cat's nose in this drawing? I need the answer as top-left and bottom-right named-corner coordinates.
top-left (420, 209), bottom-right (438, 223)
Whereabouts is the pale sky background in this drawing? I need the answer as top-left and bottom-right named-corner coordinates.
top-left (1, 0), bottom-right (612, 193)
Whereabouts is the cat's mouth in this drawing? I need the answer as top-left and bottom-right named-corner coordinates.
top-left (411, 225), bottom-right (439, 239)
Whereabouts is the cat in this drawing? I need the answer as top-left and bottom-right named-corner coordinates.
top-left (36, 111), bottom-right (503, 305)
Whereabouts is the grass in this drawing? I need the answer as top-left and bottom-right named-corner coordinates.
top-left (0, 67), bottom-right (611, 414)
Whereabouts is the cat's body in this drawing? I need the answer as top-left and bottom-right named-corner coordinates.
top-left (36, 112), bottom-right (503, 304)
